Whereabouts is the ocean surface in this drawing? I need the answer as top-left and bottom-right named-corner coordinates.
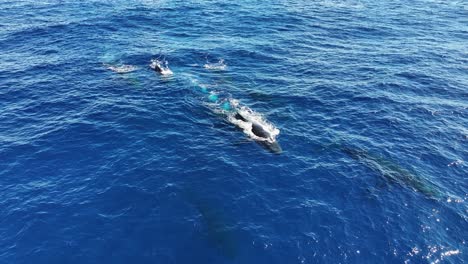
top-left (0, 0), bottom-right (467, 263)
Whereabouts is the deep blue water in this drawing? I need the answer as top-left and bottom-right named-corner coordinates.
top-left (1, 0), bottom-right (467, 263)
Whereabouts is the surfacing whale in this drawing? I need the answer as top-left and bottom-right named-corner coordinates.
top-left (226, 99), bottom-right (282, 154)
top-left (150, 59), bottom-right (173, 75)
top-left (186, 78), bottom-right (281, 153)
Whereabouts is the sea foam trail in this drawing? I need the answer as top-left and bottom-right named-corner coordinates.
top-left (104, 63), bottom-right (137, 73)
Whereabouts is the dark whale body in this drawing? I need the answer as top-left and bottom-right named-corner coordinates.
top-left (234, 112), bottom-right (270, 139)
top-left (152, 64), bottom-right (163, 73)
top-left (251, 122), bottom-right (270, 139)
top-left (234, 112), bottom-right (282, 154)
top-left (234, 113), bottom-right (247, 122)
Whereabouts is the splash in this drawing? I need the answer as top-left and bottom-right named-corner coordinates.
top-left (447, 159), bottom-right (463, 167)
top-left (150, 59), bottom-right (173, 75)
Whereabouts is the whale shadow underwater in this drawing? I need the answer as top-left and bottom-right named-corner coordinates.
top-left (338, 145), bottom-right (444, 199)
top-left (178, 189), bottom-right (239, 261)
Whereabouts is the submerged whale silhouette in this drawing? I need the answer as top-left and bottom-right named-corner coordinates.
top-left (193, 201), bottom-right (237, 259)
top-left (341, 146), bottom-right (443, 198)
top-left (181, 189), bottom-right (238, 260)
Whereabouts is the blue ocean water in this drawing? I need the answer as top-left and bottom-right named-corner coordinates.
top-left (0, 0), bottom-right (467, 263)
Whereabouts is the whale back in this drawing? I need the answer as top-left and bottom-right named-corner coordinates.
top-left (251, 122), bottom-right (270, 139)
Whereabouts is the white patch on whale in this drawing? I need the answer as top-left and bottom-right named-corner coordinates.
top-left (226, 99), bottom-right (280, 144)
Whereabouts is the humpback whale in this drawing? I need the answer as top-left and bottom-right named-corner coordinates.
top-left (189, 79), bottom-right (282, 153)
top-left (193, 200), bottom-right (237, 259)
top-left (228, 101), bottom-right (282, 154)
top-left (341, 146), bottom-right (443, 198)
top-left (180, 189), bottom-right (238, 260)
top-left (150, 59), bottom-right (173, 75)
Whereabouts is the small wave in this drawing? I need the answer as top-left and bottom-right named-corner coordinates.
top-left (204, 59), bottom-right (227, 71)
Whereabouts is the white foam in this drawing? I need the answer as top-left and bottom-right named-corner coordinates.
top-left (441, 249), bottom-right (460, 257)
top-left (204, 59), bottom-right (227, 71)
top-left (104, 64), bottom-right (137, 73)
top-left (160, 68), bottom-right (173, 75)
top-left (447, 159), bottom-right (463, 167)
